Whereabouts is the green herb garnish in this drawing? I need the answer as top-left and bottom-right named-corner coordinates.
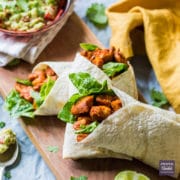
top-left (80, 43), bottom-right (99, 51)
top-left (4, 171), bottom-right (12, 179)
top-left (86, 3), bottom-right (107, 26)
top-left (102, 62), bottom-right (128, 77)
top-left (47, 146), bottom-right (59, 153)
top-left (150, 88), bottom-right (169, 107)
top-left (7, 59), bottom-right (21, 67)
top-left (70, 175), bottom-right (88, 180)
top-left (0, 121), bottom-right (5, 128)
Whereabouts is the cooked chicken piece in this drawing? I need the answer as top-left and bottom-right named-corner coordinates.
top-left (114, 49), bottom-right (127, 64)
top-left (45, 66), bottom-right (56, 76)
top-left (15, 83), bottom-right (33, 102)
top-left (93, 47), bottom-right (114, 63)
top-left (80, 50), bottom-right (93, 60)
top-left (90, 106), bottom-right (111, 121)
top-left (91, 57), bottom-right (104, 68)
top-left (73, 116), bottom-right (91, 130)
top-left (96, 95), bottom-right (117, 107)
top-left (111, 99), bottom-right (122, 111)
top-left (77, 134), bottom-right (88, 142)
top-left (71, 96), bottom-right (94, 115)
top-left (28, 70), bottom-right (46, 91)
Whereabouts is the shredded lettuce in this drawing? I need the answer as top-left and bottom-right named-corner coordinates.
top-left (4, 90), bottom-right (35, 118)
top-left (102, 62), bottom-right (128, 78)
top-left (75, 121), bottom-right (99, 134)
top-left (58, 72), bottom-right (114, 123)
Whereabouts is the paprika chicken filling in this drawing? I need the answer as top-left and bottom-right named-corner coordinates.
top-left (71, 94), bottom-right (122, 142)
top-left (80, 45), bottom-right (129, 78)
top-left (5, 66), bottom-right (58, 118)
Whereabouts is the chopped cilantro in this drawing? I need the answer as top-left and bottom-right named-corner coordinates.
top-left (47, 146), bottom-right (59, 153)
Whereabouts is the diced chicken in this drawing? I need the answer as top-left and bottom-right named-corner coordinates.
top-left (114, 49), bottom-right (127, 64)
top-left (28, 70), bottom-right (46, 91)
top-left (15, 83), bottom-right (33, 102)
top-left (96, 94), bottom-right (117, 107)
top-left (45, 66), bottom-right (56, 76)
top-left (73, 116), bottom-right (91, 130)
top-left (71, 96), bottom-right (94, 115)
top-left (91, 57), bottom-right (104, 68)
top-left (111, 99), bottom-right (122, 111)
top-left (90, 105), bottom-right (111, 121)
top-left (77, 134), bottom-right (88, 142)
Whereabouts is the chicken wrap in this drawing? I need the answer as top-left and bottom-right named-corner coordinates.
top-left (5, 61), bottom-right (71, 118)
top-left (72, 43), bottom-right (138, 99)
top-left (61, 72), bottom-right (180, 178)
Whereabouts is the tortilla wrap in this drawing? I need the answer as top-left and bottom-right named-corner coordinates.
top-left (63, 53), bottom-right (138, 161)
top-left (63, 65), bottom-right (180, 178)
top-left (71, 53), bottom-right (138, 99)
top-left (32, 61), bottom-right (71, 115)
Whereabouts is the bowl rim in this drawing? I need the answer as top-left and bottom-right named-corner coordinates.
top-left (0, 0), bottom-right (71, 37)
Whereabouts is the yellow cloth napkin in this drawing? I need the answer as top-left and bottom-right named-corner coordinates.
top-left (106, 0), bottom-right (180, 113)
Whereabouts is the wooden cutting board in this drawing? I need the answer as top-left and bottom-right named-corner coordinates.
top-left (0, 13), bottom-right (174, 180)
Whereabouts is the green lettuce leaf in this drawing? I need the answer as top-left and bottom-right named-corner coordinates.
top-left (40, 77), bottom-right (55, 102)
top-left (80, 43), bottom-right (99, 51)
top-left (58, 93), bottom-right (85, 123)
top-left (102, 62), bottom-right (128, 77)
top-left (16, 78), bottom-right (32, 86)
top-left (30, 90), bottom-right (42, 108)
top-left (4, 90), bottom-right (34, 118)
top-left (31, 77), bottom-right (55, 108)
top-left (75, 121), bottom-right (99, 134)
top-left (69, 72), bottom-right (113, 95)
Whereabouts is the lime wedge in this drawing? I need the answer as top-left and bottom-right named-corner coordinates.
top-left (114, 170), bottom-right (150, 180)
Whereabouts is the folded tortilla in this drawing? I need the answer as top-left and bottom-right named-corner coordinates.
top-left (63, 53), bottom-right (138, 160)
top-left (63, 65), bottom-right (180, 178)
top-left (32, 61), bottom-right (71, 115)
top-left (71, 53), bottom-right (138, 99)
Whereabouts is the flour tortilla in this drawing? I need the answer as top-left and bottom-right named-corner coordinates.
top-left (72, 53), bottom-right (138, 99)
top-left (32, 61), bottom-right (71, 115)
top-left (63, 66), bottom-right (180, 178)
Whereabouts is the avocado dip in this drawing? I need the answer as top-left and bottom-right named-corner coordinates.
top-left (0, 129), bottom-right (16, 154)
top-left (0, 0), bottom-right (65, 32)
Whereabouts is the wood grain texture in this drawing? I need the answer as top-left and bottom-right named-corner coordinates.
top-left (0, 13), bottom-right (174, 180)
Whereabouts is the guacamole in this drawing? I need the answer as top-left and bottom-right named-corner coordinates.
top-left (0, 0), bottom-right (63, 32)
top-left (0, 129), bottom-right (16, 154)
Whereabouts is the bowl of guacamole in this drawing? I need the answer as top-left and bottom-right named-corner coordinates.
top-left (0, 0), bottom-right (70, 36)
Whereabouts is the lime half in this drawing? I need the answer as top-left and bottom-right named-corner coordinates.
top-left (114, 170), bottom-right (150, 180)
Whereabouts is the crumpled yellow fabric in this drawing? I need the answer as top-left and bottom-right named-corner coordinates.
top-left (106, 0), bottom-right (180, 113)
